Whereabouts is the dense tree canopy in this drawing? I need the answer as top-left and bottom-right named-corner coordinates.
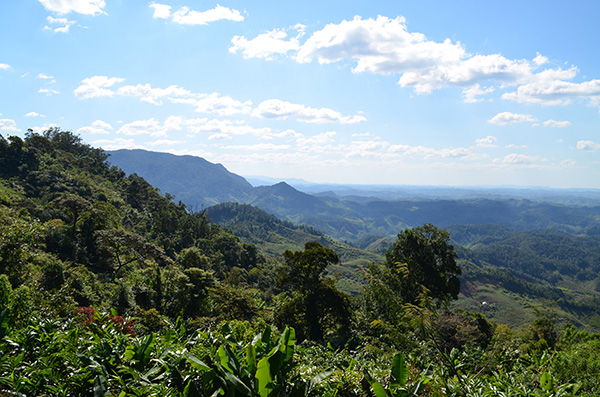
top-left (276, 242), bottom-right (352, 341)
top-left (385, 223), bottom-right (461, 306)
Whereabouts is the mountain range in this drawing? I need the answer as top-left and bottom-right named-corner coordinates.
top-left (105, 148), bottom-right (600, 329)
top-left (108, 149), bottom-right (600, 242)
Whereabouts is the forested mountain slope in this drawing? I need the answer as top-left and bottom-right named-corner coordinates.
top-left (107, 149), bottom-right (600, 242)
top-left (1, 130), bottom-right (277, 318)
top-left (108, 149), bottom-right (254, 210)
top-left (2, 130), bottom-right (600, 395)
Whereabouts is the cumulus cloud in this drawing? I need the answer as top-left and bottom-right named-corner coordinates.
top-left (488, 112), bottom-right (537, 126)
top-left (502, 67), bottom-right (600, 106)
top-left (0, 64), bottom-right (10, 70)
top-left (37, 73), bottom-right (54, 79)
top-left (147, 139), bottom-right (186, 146)
top-left (39, 0), bottom-right (105, 16)
top-left (44, 16), bottom-right (76, 33)
top-left (74, 76), bottom-right (125, 99)
top-left (116, 118), bottom-right (176, 137)
top-left (462, 84), bottom-right (495, 103)
top-left (91, 138), bottom-right (144, 151)
top-left (252, 99), bottom-right (366, 124)
top-left (177, 93), bottom-right (252, 116)
top-left (25, 112), bottom-right (45, 117)
top-left (543, 119), bottom-right (571, 128)
top-left (75, 76), bottom-right (252, 116)
top-left (576, 140), bottom-right (600, 151)
top-left (150, 3), bottom-right (243, 25)
top-left (231, 15), bottom-right (600, 107)
top-left (475, 135), bottom-right (498, 148)
top-left (185, 118), bottom-right (272, 140)
top-left (38, 87), bottom-right (60, 96)
top-left (501, 153), bottom-right (542, 164)
top-left (388, 143), bottom-right (476, 160)
top-left (77, 120), bottom-right (113, 135)
top-left (0, 119), bottom-right (19, 132)
top-left (230, 27), bottom-right (303, 60)
top-left (220, 143), bottom-right (292, 151)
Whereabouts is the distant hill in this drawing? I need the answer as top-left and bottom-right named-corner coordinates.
top-left (107, 149), bottom-right (600, 242)
top-left (206, 202), bottom-right (383, 295)
top-left (105, 148), bottom-right (600, 328)
top-left (108, 149), bottom-right (254, 210)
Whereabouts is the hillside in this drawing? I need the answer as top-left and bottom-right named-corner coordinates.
top-left (108, 149), bottom-right (254, 210)
top-left (206, 202), bottom-right (382, 295)
top-left (106, 149), bottom-right (600, 242)
top-left (2, 130), bottom-right (600, 395)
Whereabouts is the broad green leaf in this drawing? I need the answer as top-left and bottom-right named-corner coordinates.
top-left (218, 344), bottom-right (239, 374)
top-left (256, 355), bottom-right (273, 397)
top-left (223, 370), bottom-right (253, 395)
top-left (371, 380), bottom-right (388, 397)
top-left (391, 353), bottom-right (408, 387)
top-left (540, 371), bottom-right (553, 391)
top-left (185, 352), bottom-right (212, 372)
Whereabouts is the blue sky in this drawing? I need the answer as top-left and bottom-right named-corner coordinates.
top-left (1, 1), bottom-right (599, 188)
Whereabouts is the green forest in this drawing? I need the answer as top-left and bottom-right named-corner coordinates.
top-left (1, 129), bottom-right (599, 396)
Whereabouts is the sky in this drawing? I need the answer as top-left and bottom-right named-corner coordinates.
top-left (1, 1), bottom-right (599, 188)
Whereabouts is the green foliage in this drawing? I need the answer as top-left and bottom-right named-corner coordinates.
top-left (385, 224), bottom-right (461, 307)
top-left (1, 129), bottom-right (600, 395)
top-left (275, 242), bottom-right (352, 342)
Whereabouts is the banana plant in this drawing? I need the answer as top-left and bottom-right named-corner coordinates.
top-left (364, 353), bottom-right (431, 397)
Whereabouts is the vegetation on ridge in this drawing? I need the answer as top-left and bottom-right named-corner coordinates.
top-left (1, 129), bottom-right (599, 395)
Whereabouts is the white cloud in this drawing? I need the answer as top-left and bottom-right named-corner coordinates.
top-left (501, 153), bottom-right (542, 164)
top-left (24, 112), bottom-right (45, 117)
top-left (181, 93), bottom-right (252, 116)
top-left (502, 67), bottom-right (600, 106)
top-left (576, 140), bottom-right (600, 151)
top-left (543, 119), bottom-right (571, 128)
top-left (75, 76), bottom-right (252, 115)
top-left (298, 131), bottom-right (337, 146)
top-left (37, 73), bottom-right (54, 79)
top-left (117, 118), bottom-right (176, 137)
top-left (232, 16), bottom-right (600, 108)
top-left (506, 144), bottom-right (528, 149)
top-left (230, 28), bottom-right (302, 60)
top-left (252, 99), bottom-right (366, 124)
top-left (387, 143), bottom-right (477, 160)
top-left (149, 3), bottom-right (243, 25)
top-left (74, 76), bottom-right (125, 99)
top-left (238, 16), bottom-right (534, 94)
top-left (38, 0), bottom-right (105, 15)
top-left (44, 16), bottom-right (75, 33)
top-left (559, 159), bottom-right (576, 168)
top-left (220, 143), bottom-right (292, 151)
top-left (77, 120), bottom-right (113, 135)
top-left (462, 84), bottom-right (495, 103)
top-left (92, 138), bottom-right (144, 151)
top-left (533, 53), bottom-right (548, 66)
top-left (0, 119), bottom-right (19, 132)
top-left (38, 87), bottom-right (60, 96)
top-left (185, 118), bottom-right (272, 139)
top-left (149, 3), bottom-right (171, 19)
top-left (116, 83), bottom-right (194, 105)
top-left (475, 135), bottom-right (498, 148)
top-left (147, 139), bottom-right (186, 146)
top-left (488, 112), bottom-right (537, 126)
top-left (0, 64), bottom-right (11, 70)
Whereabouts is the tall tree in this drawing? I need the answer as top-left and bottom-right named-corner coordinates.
top-left (275, 242), bottom-right (352, 342)
top-left (385, 223), bottom-right (461, 307)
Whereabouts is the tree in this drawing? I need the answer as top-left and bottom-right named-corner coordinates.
top-left (275, 242), bottom-right (352, 342)
top-left (385, 224), bottom-right (461, 307)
